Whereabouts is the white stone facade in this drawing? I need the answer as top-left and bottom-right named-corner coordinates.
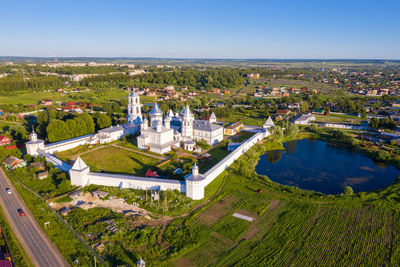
top-left (137, 104), bottom-right (224, 154)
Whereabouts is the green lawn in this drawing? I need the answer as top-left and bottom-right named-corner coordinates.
top-left (80, 146), bottom-right (160, 176)
top-left (314, 114), bottom-right (362, 124)
top-left (199, 144), bottom-right (231, 172)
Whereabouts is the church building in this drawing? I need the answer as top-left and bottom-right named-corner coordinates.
top-left (137, 104), bottom-right (223, 154)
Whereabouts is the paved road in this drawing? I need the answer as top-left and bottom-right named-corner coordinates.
top-left (0, 168), bottom-right (69, 267)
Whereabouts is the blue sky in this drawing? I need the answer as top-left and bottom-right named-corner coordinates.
top-left (1, 0), bottom-right (399, 59)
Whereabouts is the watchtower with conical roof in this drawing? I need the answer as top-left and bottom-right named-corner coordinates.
top-left (69, 157), bottom-right (90, 186)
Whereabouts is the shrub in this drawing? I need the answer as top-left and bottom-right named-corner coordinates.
top-left (344, 186), bottom-right (353, 195)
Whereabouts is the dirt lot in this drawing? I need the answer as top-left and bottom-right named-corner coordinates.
top-left (49, 192), bottom-right (151, 218)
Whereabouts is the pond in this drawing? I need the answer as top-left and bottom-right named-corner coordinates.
top-left (255, 139), bottom-right (400, 194)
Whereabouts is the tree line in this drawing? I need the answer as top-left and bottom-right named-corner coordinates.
top-left (80, 68), bottom-right (244, 89)
top-left (36, 110), bottom-right (112, 142)
top-left (0, 75), bottom-right (64, 94)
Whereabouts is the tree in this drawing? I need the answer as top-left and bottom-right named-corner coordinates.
top-left (300, 101), bottom-right (309, 114)
top-left (92, 113), bottom-right (112, 130)
top-left (270, 126), bottom-right (284, 142)
top-left (284, 123), bottom-right (299, 139)
top-left (196, 139), bottom-right (211, 150)
top-left (344, 186), bottom-right (353, 195)
top-left (9, 124), bottom-right (28, 140)
top-left (376, 150), bottom-right (390, 161)
top-left (46, 119), bottom-right (68, 142)
top-left (361, 108), bottom-right (367, 119)
top-left (370, 117), bottom-right (379, 129)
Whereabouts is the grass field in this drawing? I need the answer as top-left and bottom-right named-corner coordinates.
top-left (80, 146), bottom-right (160, 176)
top-left (314, 114), bottom-right (363, 124)
top-left (171, 137), bottom-right (400, 267)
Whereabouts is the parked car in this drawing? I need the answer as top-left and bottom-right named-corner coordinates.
top-left (5, 188), bottom-right (11, 194)
top-left (17, 208), bottom-right (25, 216)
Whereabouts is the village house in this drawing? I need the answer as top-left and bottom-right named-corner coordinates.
top-left (247, 73), bottom-right (260, 78)
top-left (294, 114), bottom-right (316, 125)
top-left (30, 161), bottom-right (45, 170)
top-left (37, 170), bottom-right (49, 180)
top-left (4, 156), bottom-right (27, 169)
top-left (0, 136), bottom-right (12, 146)
top-left (276, 109), bottom-right (291, 116)
top-left (312, 109), bottom-right (325, 115)
top-left (40, 100), bottom-right (53, 106)
top-left (224, 122), bottom-right (244, 136)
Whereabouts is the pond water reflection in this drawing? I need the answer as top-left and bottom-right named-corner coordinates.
top-left (255, 139), bottom-right (400, 194)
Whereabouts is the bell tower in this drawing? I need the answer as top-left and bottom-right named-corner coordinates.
top-left (127, 90), bottom-right (142, 124)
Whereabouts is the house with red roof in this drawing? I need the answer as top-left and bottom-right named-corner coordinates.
top-left (0, 136), bottom-right (12, 146)
top-left (145, 170), bottom-right (159, 178)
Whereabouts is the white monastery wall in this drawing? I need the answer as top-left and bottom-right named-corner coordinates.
top-left (85, 172), bottom-right (185, 192)
top-left (203, 131), bottom-right (268, 186)
top-left (43, 135), bottom-right (93, 154)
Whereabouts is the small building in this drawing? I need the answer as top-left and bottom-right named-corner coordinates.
top-left (40, 100), bottom-right (53, 106)
top-left (224, 122), bottom-right (243, 136)
top-left (70, 190), bottom-right (83, 199)
top-left (145, 170), bottom-right (159, 178)
top-left (173, 168), bottom-right (183, 175)
top-left (0, 136), bottom-right (12, 146)
top-left (288, 103), bottom-right (300, 109)
top-left (4, 156), bottom-right (26, 169)
top-left (276, 109), bottom-right (291, 116)
top-left (184, 140), bottom-right (196, 151)
top-left (37, 170), bottom-right (49, 180)
top-left (294, 114), bottom-right (316, 125)
top-left (247, 73), bottom-right (260, 78)
top-left (91, 190), bottom-right (109, 199)
top-left (213, 102), bottom-right (225, 108)
top-left (30, 161), bottom-right (45, 170)
top-left (312, 109), bottom-right (325, 115)
top-left (95, 125), bottom-right (125, 144)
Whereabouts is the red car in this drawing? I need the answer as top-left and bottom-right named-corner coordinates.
top-left (17, 208), bottom-right (25, 216)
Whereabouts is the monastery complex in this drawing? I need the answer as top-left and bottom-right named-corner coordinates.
top-left (26, 91), bottom-right (274, 199)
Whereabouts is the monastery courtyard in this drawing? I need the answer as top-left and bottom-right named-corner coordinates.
top-left (54, 130), bottom-right (255, 180)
